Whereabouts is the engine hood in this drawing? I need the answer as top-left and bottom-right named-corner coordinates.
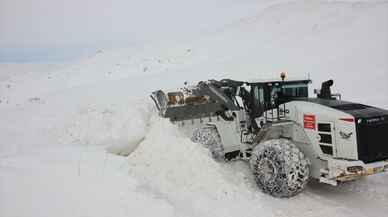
top-left (295, 98), bottom-right (388, 163)
top-left (295, 98), bottom-right (388, 120)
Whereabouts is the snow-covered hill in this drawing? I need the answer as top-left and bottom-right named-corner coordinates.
top-left (1, 1), bottom-right (388, 217)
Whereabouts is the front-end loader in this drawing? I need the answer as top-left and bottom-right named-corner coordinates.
top-left (151, 74), bottom-right (388, 197)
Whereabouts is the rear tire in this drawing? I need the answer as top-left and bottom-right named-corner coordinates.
top-left (250, 139), bottom-right (310, 198)
top-left (191, 126), bottom-right (224, 161)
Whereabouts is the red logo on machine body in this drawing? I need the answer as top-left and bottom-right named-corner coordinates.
top-left (304, 114), bottom-right (316, 130)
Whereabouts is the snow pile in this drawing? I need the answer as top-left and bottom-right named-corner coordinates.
top-left (127, 117), bottom-right (273, 217)
top-left (0, 144), bottom-right (177, 217)
top-left (59, 98), bottom-right (154, 152)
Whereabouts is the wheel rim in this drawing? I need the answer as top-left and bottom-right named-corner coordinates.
top-left (257, 158), bottom-right (277, 183)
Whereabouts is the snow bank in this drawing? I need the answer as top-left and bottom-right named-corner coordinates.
top-left (0, 144), bottom-right (176, 217)
top-left (59, 98), bottom-right (154, 149)
top-left (127, 117), bottom-right (274, 217)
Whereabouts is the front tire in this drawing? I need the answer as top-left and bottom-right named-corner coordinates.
top-left (250, 139), bottom-right (310, 198)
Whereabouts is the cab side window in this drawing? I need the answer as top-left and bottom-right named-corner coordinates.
top-left (282, 84), bottom-right (308, 98)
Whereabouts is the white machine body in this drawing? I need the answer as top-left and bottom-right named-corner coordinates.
top-left (152, 77), bottom-right (388, 186)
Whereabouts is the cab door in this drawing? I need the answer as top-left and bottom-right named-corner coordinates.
top-left (252, 85), bottom-right (265, 118)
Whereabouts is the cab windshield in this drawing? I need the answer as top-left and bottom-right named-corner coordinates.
top-left (281, 84), bottom-right (308, 98)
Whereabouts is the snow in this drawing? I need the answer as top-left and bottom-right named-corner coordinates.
top-left (1, 1), bottom-right (388, 217)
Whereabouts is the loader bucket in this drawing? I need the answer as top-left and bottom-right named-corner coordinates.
top-left (150, 84), bottom-right (224, 121)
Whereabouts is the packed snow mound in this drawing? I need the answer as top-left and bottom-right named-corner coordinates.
top-left (127, 117), bottom-right (274, 217)
top-left (59, 98), bottom-right (154, 148)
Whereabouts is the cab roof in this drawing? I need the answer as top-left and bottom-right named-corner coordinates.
top-left (247, 77), bottom-right (311, 86)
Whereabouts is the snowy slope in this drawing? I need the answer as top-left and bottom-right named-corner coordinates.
top-left (1, 1), bottom-right (388, 217)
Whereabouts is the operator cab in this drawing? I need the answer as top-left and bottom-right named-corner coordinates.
top-left (247, 78), bottom-right (311, 120)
